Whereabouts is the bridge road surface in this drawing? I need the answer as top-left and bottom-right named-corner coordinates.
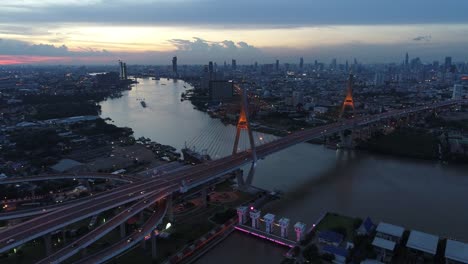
top-left (0, 164), bottom-right (190, 220)
top-left (74, 200), bottom-right (168, 264)
top-left (0, 99), bottom-right (465, 253)
top-left (36, 191), bottom-right (171, 264)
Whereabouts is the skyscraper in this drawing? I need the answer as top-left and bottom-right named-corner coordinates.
top-left (276, 60), bottom-right (279, 71)
top-left (172, 56), bottom-right (178, 74)
top-left (445, 56), bottom-right (452, 71)
top-left (405, 52), bottom-right (409, 67)
top-left (299, 57), bottom-right (304, 69)
top-left (345, 60), bottom-right (349, 73)
top-left (208, 61), bottom-right (214, 73)
top-left (118, 60), bottom-right (127, 80)
top-left (232, 59), bottom-right (237, 70)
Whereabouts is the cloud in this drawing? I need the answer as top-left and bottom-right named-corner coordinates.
top-left (1, 0), bottom-right (468, 27)
top-left (0, 38), bottom-right (111, 57)
top-left (413, 35), bottom-right (432, 42)
top-left (166, 37), bottom-right (263, 63)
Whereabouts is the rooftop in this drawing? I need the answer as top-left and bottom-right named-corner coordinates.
top-left (51, 159), bottom-right (83, 173)
top-left (376, 222), bottom-right (404, 238)
top-left (322, 244), bottom-right (348, 257)
top-left (406, 230), bottom-right (439, 255)
top-left (445, 239), bottom-right (468, 263)
top-left (318, 230), bottom-right (344, 244)
top-left (372, 237), bottom-right (396, 251)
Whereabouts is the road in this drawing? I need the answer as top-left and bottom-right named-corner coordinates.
top-left (0, 99), bottom-right (465, 255)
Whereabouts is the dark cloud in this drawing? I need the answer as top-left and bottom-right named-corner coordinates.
top-left (413, 35), bottom-right (432, 42)
top-left (0, 0), bottom-right (467, 27)
top-left (0, 38), bottom-right (111, 57)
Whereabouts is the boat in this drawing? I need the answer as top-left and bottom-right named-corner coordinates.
top-left (140, 101), bottom-right (147, 108)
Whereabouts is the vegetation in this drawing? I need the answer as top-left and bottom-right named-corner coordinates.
top-left (315, 212), bottom-right (358, 240)
top-left (302, 244), bottom-right (321, 262)
top-left (358, 127), bottom-right (439, 160)
top-left (210, 208), bottom-right (236, 224)
top-left (72, 119), bottom-right (133, 139)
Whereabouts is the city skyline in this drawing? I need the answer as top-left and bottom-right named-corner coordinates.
top-left (1, 0), bottom-right (468, 65)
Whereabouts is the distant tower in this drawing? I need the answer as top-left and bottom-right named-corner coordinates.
top-left (340, 74), bottom-right (355, 118)
top-left (123, 62), bottom-right (127, 80)
top-left (208, 61), bottom-right (214, 73)
top-left (345, 60), bottom-right (349, 73)
top-left (276, 60), bottom-right (279, 71)
top-left (405, 52), bottom-right (409, 67)
top-left (299, 57), bottom-right (304, 69)
top-left (232, 59), bottom-right (237, 70)
top-left (172, 56), bottom-right (178, 75)
top-left (118, 60), bottom-right (127, 80)
top-left (445, 56), bottom-right (452, 72)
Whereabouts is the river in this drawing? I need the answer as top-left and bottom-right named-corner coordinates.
top-left (100, 78), bottom-right (468, 263)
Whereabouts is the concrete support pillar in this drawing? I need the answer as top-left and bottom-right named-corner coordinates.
top-left (81, 247), bottom-right (88, 258)
top-left (139, 211), bottom-right (144, 224)
top-left (140, 238), bottom-right (147, 250)
top-left (120, 223), bottom-right (126, 238)
top-left (151, 232), bottom-right (157, 259)
top-left (201, 187), bottom-right (208, 208)
top-left (167, 196), bottom-right (174, 222)
top-left (62, 229), bottom-right (67, 244)
top-left (44, 233), bottom-right (52, 255)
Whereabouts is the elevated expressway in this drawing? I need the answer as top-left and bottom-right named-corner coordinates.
top-left (0, 99), bottom-right (465, 261)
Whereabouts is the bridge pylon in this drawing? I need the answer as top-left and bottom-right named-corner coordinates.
top-left (340, 74), bottom-right (355, 119)
top-left (338, 74), bottom-right (356, 149)
top-left (232, 83), bottom-right (257, 187)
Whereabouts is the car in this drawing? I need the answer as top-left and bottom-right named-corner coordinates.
top-left (137, 228), bottom-right (143, 233)
top-left (140, 191), bottom-right (145, 194)
top-left (126, 238), bottom-right (133, 243)
top-left (128, 192), bottom-right (134, 196)
top-left (127, 208), bottom-right (132, 212)
top-left (143, 200), bottom-right (148, 204)
top-left (71, 243), bottom-right (78, 248)
top-left (6, 239), bottom-right (15, 244)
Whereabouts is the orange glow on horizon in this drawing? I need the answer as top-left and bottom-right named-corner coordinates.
top-left (0, 55), bottom-right (114, 65)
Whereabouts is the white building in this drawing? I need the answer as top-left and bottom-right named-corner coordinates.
top-left (445, 239), bottom-right (468, 264)
top-left (375, 222), bottom-right (405, 243)
top-left (452, 84), bottom-right (464, 100)
top-left (406, 230), bottom-right (439, 257)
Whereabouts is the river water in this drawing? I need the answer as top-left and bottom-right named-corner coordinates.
top-left (100, 78), bottom-right (468, 263)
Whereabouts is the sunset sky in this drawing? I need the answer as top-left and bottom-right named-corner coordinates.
top-left (1, 0), bottom-right (468, 65)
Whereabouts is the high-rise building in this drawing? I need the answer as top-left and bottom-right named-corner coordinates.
top-left (452, 84), bottom-right (464, 99)
top-left (445, 56), bottom-right (452, 71)
top-left (405, 52), bottom-right (409, 67)
top-left (276, 60), bottom-right (279, 71)
top-left (123, 63), bottom-right (127, 80)
top-left (208, 61), bottom-right (214, 73)
top-left (118, 60), bottom-right (127, 80)
top-left (172, 56), bottom-right (178, 74)
top-left (299, 57), bottom-right (304, 69)
top-left (232, 59), bottom-right (237, 70)
top-left (345, 60), bottom-right (349, 73)
top-left (331, 58), bottom-right (337, 70)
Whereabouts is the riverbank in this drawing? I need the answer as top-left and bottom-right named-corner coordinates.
top-left (98, 77), bottom-right (468, 262)
top-left (183, 86), bottom-right (468, 163)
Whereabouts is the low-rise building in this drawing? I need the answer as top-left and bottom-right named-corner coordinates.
top-left (406, 230), bottom-right (439, 258)
top-left (372, 237), bottom-right (396, 263)
top-left (375, 222), bottom-right (404, 243)
top-left (318, 230), bottom-right (344, 247)
top-left (356, 217), bottom-right (375, 236)
top-left (445, 239), bottom-right (468, 264)
top-left (322, 244), bottom-right (348, 264)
